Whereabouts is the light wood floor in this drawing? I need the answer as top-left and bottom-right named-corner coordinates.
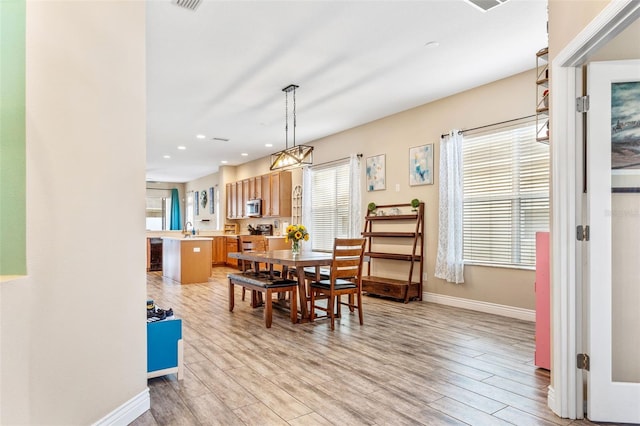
top-left (133, 268), bottom-right (600, 426)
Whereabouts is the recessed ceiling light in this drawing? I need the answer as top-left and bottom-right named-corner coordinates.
top-left (163, 155), bottom-right (171, 159)
top-left (177, 146), bottom-right (186, 150)
top-left (196, 134), bottom-right (206, 139)
top-left (265, 143), bottom-right (273, 148)
top-left (241, 153), bottom-right (248, 156)
top-left (424, 41), bottom-right (440, 48)
top-left (220, 160), bottom-right (228, 164)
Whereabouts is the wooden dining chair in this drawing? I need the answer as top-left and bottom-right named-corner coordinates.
top-left (238, 235), bottom-right (268, 271)
top-left (309, 238), bottom-right (366, 330)
top-left (238, 235), bottom-right (269, 302)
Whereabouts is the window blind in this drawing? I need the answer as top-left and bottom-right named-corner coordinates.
top-left (462, 121), bottom-right (549, 267)
top-left (310, 160), bottom-right (352, 252)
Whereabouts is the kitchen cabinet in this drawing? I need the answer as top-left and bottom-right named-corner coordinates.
top-left (226, 236), bottom-right (239, 267)
top-left (243, 177), bottom-right (260, 202)
top-left (211, 236), bottom-right (227, 266)
top-left (147, 238), bottom-right (163, 272)
top-left (226, 183), bottom-right (236, 219)
top-left (266, 236), bottom-right (288, 250)
top-left (235, 181), bottom-right (244, 219)
top-left (261, 171), bottom-right (292, 217)
top-left (242, 179), bottom-right (250, 210)
top-left (226, 181), bottom-right (246, 219)
top-left (226, 171), bottom-right (291, 219)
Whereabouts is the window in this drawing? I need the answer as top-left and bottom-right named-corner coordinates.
top-left (310, 160), bottom-right (355, 252)
top-left (462, 121), bottom-right (549, 267)
top-left (146, 196), bottom-right (171, 231)
top-left (186, 192), bottom-right (194, 228)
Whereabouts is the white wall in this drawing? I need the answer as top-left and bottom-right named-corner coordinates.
top-left (0, 1), bottom-right (148, 423)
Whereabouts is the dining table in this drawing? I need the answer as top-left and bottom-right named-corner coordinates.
top-left (228, 249), bottom-right (333, 321)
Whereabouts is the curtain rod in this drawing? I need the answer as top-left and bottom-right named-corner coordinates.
top-left (312, 153), bottom-right (362, 168)
top-left (440, 115), bottom-right (536, 138)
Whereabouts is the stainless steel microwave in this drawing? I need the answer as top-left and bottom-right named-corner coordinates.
top-left (246, 199), bottom-right (262, 217)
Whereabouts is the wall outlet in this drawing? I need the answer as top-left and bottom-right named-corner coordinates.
top-left (395, 183), bottom-right (400, 192)
top-left (423, 272), bottom-right (428, 280)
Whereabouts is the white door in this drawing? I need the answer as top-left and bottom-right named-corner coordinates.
top-left (587, 59), bottom-right (640, 423)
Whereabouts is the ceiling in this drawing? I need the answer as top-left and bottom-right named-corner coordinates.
top-left (146, 0), bottom-right (548, 183)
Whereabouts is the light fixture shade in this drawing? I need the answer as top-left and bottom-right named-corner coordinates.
top-left (270, 145), bottom-right (314, 170)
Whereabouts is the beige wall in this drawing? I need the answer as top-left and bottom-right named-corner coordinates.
top-left (213, 69), bottom-right (541, 310)
top-left (611, 195), bottom-right (640, 382)
top-left (185, 173), bottom-right (221, 230)
top-left (590, 18), bottom-right (640, 61)
top-left (311, 69), bottom-right (539, 309)
top-left (548, 0), bottom-right (610, 60)
top-left (0, 1), bottom-right (148, 424)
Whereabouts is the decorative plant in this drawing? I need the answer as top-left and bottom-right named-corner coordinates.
top-left (411, 198), bottom-right (420, 212)
top-left (367, 202), bottom-right (377, 215)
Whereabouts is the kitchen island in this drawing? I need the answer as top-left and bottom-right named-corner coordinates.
top-left (162, 237), bottom-right (212, 284)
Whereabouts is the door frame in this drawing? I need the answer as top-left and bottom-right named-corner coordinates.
top-left (550, 0), bottom-right (640, 419)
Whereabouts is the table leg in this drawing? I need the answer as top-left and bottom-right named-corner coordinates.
top-left (296, 267), bottom-right (309, 320)
top-left (229, 281), bottom-right (235, 312)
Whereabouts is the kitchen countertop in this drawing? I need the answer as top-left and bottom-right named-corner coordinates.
top-left (147, 231), bottom-right (286, 239)
top-left (161, 236), bottom-right (213, 241)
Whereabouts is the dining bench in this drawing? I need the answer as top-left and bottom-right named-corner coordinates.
top-left (227, 272), bottom-right (298, 328)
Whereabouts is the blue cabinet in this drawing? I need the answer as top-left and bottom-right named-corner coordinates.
top-left (147, 318), bottom-right (183, 379)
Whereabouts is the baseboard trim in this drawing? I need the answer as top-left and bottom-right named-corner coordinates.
top-left (548, 385), bottom-right (559, 416)
top-left (93, 388), bottom-right (150, 426)
top-left (423, 292), bottom-right (535, 322)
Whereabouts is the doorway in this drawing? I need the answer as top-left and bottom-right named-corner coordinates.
top-left (550, 0), bottom-right (640, 421)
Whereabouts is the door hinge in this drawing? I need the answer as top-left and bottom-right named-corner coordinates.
top-left (576, 95), bottom-right (590, 113)
top-left (577, 353), bottom-right (590, 371)
top-left (577, 225), bottom-right (590, 241)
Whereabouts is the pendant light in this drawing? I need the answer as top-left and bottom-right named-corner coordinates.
top-left (270, 84), bottom-right (313, 170)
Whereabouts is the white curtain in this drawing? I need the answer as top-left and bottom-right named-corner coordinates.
top-left (349, 153), bottom-right (362, 238)
top-left (435, 130), bottom-right (465, 284)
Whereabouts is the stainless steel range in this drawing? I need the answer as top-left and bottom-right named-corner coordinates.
top-left (248, 224), bottom-right (273, 236)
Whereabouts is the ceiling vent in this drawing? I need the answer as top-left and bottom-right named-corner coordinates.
top-left (174, 0), bottom-right (202, 11)
top-left (464, 0), bottom-right (509, 12)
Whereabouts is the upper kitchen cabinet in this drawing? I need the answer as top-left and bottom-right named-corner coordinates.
top-left (261, 171), bottom-right (291, 217)
top-left (242, 177), bottom-right (261, 215)
top-left (227, 171), bottom-right (291, 219)
top-left (226, 182), bottom-right (236, 219)
top-left (245, 177), bottom-right (261, 201)
top-left (226, 180), bottom-right (246, 219)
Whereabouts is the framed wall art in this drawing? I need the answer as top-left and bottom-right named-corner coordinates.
top-left (209, 187), bottom-right (215, 214)
top-left (611, 81), bottom-right (640, 192)
top-left (409, 143), bottom-right (434, 186)
top-left (366, 154), bottom-right (386, 191)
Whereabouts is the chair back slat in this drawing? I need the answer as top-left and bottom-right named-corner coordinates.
top-left (330, 238), bottom-right (366, 285)
top-left (239, 235), bottom-right (267, 271)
